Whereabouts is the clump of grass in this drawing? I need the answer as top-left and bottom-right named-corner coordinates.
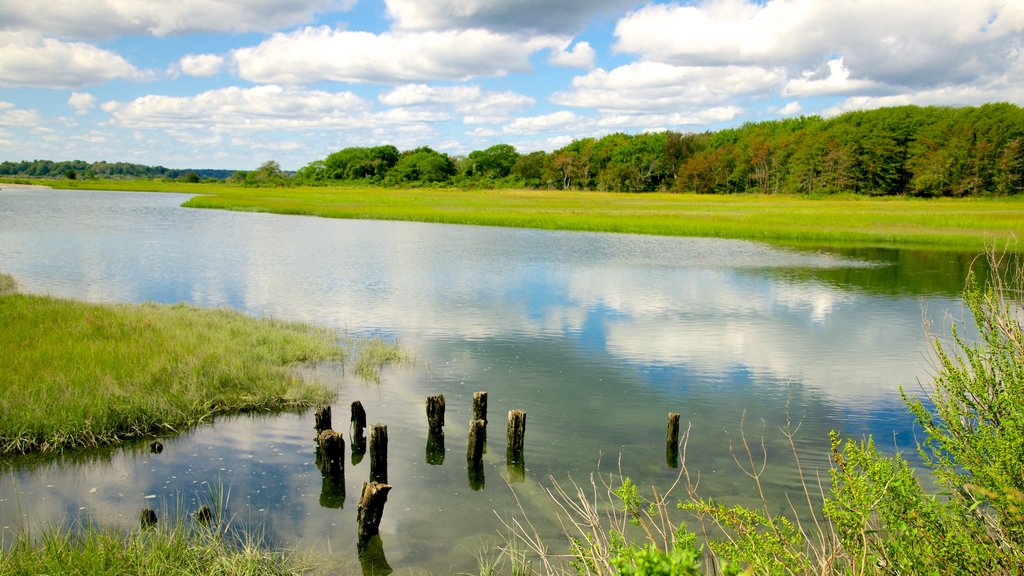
top-left (353, 337), bottom-right (411, 384)
top-left (0, 294), bottom-right (345, 455)
top-left (0, 273), bottom-right (16, 295)
top-left (0, 510), bottom-right (313, 575)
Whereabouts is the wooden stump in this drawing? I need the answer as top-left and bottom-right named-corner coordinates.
top-left (369, 424), bottom-right (388, 484)
top-left (139, 508), bottom-right (157, 529)
top-left (318, 429), bottom-right (345, 478)
top-left (506, 409), bottom-right (526, 464)
top-left (506, 459), bottom-right (526, 484)
top-left (468, 458), bottom-right (485, 491)
top-left (426, 394), bottom-right (445, 432)
top-left (472, 391), bottom-right (488, 423)
top-left (351, 401), bottom-right (367, 459)
top-left (314, 405), bottom-right (332, 435)
top-left (357, 481), bottom-right (392, 542)
top-left (194, 505), bottom-right (213, 525)
top-left (467, 418), bottom-right (486, 462)
top-left (666, 412), bottom-right (681, 469)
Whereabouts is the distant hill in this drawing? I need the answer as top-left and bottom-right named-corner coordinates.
top-left (0, 159), bottom-right (234, 180)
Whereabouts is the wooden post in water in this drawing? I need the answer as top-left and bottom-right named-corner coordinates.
top-left (357, 481), bottom-right (392, 542)
top-left (318, 429), bottom-right (345, 478)
top-left (426, 394), bottom-right (445, 432)
top-left (139, 508), bottom-right (157, 529)
top-left (320, 475), bottom-right (346, 509)
top-left (467, 418), bottom-right (486, 491)
top-left (369, 424), bottom-right (388, 484)
top-left (506, 409), bottom-right (526, 464)
top-left (351, 401), bottom-right (367, 462)
top-left (666, 412), bottom-right (681, 468)
top-left (314, 405), bottom-right (332, 436)
top-left (472, 391), bottom-right (488, 423)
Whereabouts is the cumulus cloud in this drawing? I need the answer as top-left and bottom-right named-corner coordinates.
top-left (0, 0), bottom-right (349, 39)
top-left (614, 0), bottom-right (1024, 90)
top-left (552, 61), bottom-right (785, 113)
top-left (0, 102), bottom-right (41, 126)
top-left (549, 41), bottom-right (596, 69)
top-left (378, 84), bottom-right (534, 124)
top-left (783, 57), bottom-right (885, 98)
top-left (233, 26), bottom-right (565, 84)
top-left (386, 0), bottom-right (640, 34)
top-left (0, 31), bottom-right (142, 89)
top-left (68, 92), bottom-right (96, 113)
top-left (503, 111), bottom-right (585, 135)
top-left (176, 54), bottom-right (226, 77)
top-left (105, 85), bottom-right (371, 130)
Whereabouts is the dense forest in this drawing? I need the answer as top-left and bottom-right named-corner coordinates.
top-left (4, 104), bottom-right (1023, 197)
top-left (0, 160), bottom-right (232, 181)
top-left (294, 103), bottom-right (1024, 196)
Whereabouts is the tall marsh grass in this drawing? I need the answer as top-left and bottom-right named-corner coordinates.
top-left (0, 290), bottom-right (345, 455)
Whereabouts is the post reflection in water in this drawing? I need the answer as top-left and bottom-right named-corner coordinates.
top-left (0, 188), bottom-right (973, 575)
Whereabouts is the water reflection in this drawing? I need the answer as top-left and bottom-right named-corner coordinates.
top-left (0, 187), bottom-right (981, 574)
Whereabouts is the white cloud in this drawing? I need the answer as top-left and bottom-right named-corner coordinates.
top-left (615, 0), bottom-right (1024, 91)
top-left (0, 104), bottom-right (41, 126)
top-left (386, 0), bottom-right (639, 34)
top-left (379, 83), bottom-right (535, 124)
top-left (549, 41), bottom-right (596, 69)
top-left (0, 0), bottom-right (349, 39)
top-left (552, 61), bottom-right (785, 113)
top-left (779, 101), bottom-right (802, 116)
top-left (0, 31), bottom-right (142, 89)
top-left (233, 26), bottom-right (564, 84)
top-left (504, 111), bottom-right (585, 135)
top-left (783, 58), bottom-right (884, 98)
top-left (68, 92), bottom-right (96, 114)
top-left (105, 85), bottom-right (371, 130)
top-left (178, 54), bottom-right (226, 77)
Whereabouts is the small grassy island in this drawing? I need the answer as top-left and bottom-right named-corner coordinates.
top-left (0, 274), bottom-right (345, 456)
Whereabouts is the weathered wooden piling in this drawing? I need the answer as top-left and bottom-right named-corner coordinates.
top-left (506, 459), bottom-right (525, 484)
top-left (139, 508), bottom-right (157, 529)
top-left (472, 391), bottom-right (488, 423)
top-left (369, 424), bottom-right (388, 484)
top-left (314, 405), bottom-right (332, 435)
top-left (426, 394), bottom-right (445, 432)
top-left (351, 401), bottom-right (367, 461)
top-left (318, 429), bottom-right (345, 478)
top-left (357, 481), bottom-right (392, 541)
top-left (506, 409), bottom-right (526, 464)
top-left (194, 505), bottom-right (213, 525)
top-left (467, 418), bottom-right (486, 462)
top-left (468, 458), bottom-right (485, 491)
top-left (666, 412), bottom-right (681, 469)
top-left (667, 412), bottom-right (680, 446)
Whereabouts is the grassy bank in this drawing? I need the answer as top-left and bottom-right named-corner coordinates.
top-left (0, 277), bottom-right (345, 456)
top-left (0, 515), bottom-right (313, 575)
top-left (25, 179), bottom-right (1024, 252)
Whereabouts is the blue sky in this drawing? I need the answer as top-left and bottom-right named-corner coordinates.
top-left (1, 0), bottom-right (1022, 170)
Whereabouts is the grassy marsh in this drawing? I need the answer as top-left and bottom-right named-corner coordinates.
top-left (30, 179), bottom-right (1024, 252)
top-left (0, 284), bottom-right (346, 456)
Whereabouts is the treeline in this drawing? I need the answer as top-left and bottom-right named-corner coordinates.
top-left (0, 159), bottom-right (233, 181)
top-left (296, 103), bottom-right (1024, 196)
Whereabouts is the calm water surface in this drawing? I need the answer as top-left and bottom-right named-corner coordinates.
top-left (0, 187), bottom-right (971, 573)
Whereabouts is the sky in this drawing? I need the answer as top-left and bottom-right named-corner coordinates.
top-left (0, 0), bottom-right (1022, 171)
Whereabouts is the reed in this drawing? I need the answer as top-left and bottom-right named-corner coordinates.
top-left (0, 290), bottom-right (345, 455)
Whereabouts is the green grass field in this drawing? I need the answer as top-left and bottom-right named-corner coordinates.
top-left (28, 179), bottom-right (1024, 252)
top-left (0, 281), bottom-right (346, 455)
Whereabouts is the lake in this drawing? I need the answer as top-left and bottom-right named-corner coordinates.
top-left (0, 187), bottom-right (975, 574)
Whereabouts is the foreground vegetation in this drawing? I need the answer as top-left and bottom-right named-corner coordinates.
top-left (499, 248), bottom-right (1024, 575)
top-left (0, 502), bottom-right (310, 575)
top-left (0, 276), bottom-right (346, 455)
